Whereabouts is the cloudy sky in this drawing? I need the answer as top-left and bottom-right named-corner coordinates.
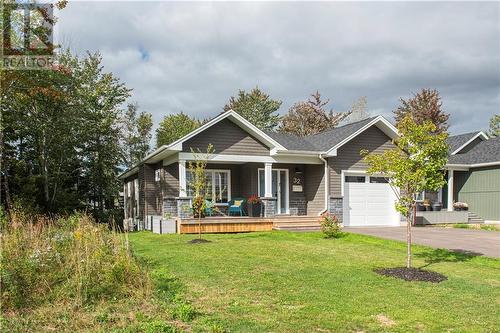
top-left (59, 1), bottom-right (500, 136)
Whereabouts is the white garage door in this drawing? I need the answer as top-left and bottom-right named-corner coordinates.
top-left (343, 173), bottom-right (400, 227)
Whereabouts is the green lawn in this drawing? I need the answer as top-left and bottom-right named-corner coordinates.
top-left (129, 231), bottom-right (500, 333)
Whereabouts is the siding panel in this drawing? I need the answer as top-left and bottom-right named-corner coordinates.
top-left (183, 118), bottom-right (269, 155)
top-left (328, 126), bottom-right (397, 197)
top-left (305, 164), bottom-right (325, 215)
top-left (456, 166), bottom-right (500, 220)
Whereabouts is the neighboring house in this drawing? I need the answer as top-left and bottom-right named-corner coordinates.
top-left (119, 110), bottom-right (401, 228)
top-left (443, 131), bottom-right (500, 222)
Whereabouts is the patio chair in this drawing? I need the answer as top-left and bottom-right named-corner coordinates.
top-left (228, 197), bottom-right (246, 216)
top-left (205, 199), bottom-right (215, 217)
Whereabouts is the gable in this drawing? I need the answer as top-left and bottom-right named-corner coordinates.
top-left (182, 118), bottom-right (270, 156)
top-left (457, 137), bottom-right (483, 154)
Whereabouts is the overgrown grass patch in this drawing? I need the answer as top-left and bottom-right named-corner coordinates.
top-left (0, 211), bottom-right (208, 332)
top-left (129, 231), bottom-right (500, 333)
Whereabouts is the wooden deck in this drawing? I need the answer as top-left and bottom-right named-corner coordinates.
top-left (177, 215), bottom-right (321, 234)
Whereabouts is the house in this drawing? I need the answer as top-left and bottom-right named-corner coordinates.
top-left (118, 110), bottom-right (500, 232)
top-left (119, 110), bottom-right (402, 231)
top-left (443, 131), bottom-right (500, 223)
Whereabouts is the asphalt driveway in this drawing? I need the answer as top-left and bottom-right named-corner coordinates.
top-left (345, 226), bottom-right (500, 258)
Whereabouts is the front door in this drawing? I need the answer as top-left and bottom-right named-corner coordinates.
top-left (259, 168), bottom-right (289, 214)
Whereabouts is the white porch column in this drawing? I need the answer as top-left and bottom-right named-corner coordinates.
top-left (447, 169), bottom-right (454, 211)
top-left (264, 162), bottom-right (273, 197)
top-left (179, 160), bottom-right (187, 197)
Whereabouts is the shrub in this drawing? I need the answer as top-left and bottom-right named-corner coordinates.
top-left (319, 213), bottom-right (342, 238)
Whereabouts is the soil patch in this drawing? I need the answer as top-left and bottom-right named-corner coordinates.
top-left (374, 267), bottom-right (447, 283)
top-left (188, 238), bottom-right (212, 244)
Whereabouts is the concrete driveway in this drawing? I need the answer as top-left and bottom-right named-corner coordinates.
top-left (345, 226), bottom-right (500, 258)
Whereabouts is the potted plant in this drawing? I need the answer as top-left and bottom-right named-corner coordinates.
top-left (423, 199), bottom-right (432, 211)
top-left (453, 202), bottom-right (468, 211)
top-left (192, 196), bottom-right (206, 218)
top-left (247, 195), bottom-right (261, 217)
top-left (432, 202), bottom-right (442, 211)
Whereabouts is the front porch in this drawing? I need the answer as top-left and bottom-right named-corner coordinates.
top-left (176, 215), bottom-right (321, 234)
top-left (164, 158), bottom-right (319, 219)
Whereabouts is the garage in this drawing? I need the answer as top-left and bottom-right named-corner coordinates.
top-left (342, 173), bottom-right (400, 227)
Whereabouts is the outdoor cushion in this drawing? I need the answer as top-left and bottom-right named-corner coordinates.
top-left (233, 200), bottom-right (243, 207)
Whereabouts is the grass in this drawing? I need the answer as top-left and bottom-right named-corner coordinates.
top-left (452, 223), bottom-right (499, 231)
top-left (129, 231), bottom-right (500, 333)
top-left (0, 212), bottom-right (193, 332)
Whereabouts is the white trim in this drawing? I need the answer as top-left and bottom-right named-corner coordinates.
top-left (228, 111), bottom-right (287, 150)
top-left (185, 168), bottom-right (232, 203)
top-left (118, 110), bottom-right (287, 179)
top-left (177, 152), bottom-right (322, 165)
top-left (258, 167), bottom-right (289, 214)
top-left (446, 161), bottom-right (500, 169)
top-left (319, 154), bottom-right (329, 215)
top-left (162, 154), bottom-right (178, 166)
top-left (451, 131), bottom-right (488, 155)
top-left (178, 160), bottom-right (187, 197)
top-left (447, 169), bottom-right (454, 211)
top-left (325, 116), bottom-right (399, 156)
top-left (264, 163), bottom-right (273, 198)
top-left (271, 149), bottom-right (323, 156)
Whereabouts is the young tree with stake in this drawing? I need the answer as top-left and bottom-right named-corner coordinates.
top-left (187, 144), bottom-right (215, 240)
top-left (362, 115), bottom-right (448, 268)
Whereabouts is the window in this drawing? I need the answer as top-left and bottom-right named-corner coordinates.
top-left (345, 176), bottom-right (366, 183)
top-left (155, 169), bottom-right (161, 182)
top-left (414, 191), bottom-right (425, 202)
top-left (127, 182), bottom-right (131, 197)
top-left (186, 170), bottom-right (230, 203)
top-left (370, 177), bottom-right (388, 183)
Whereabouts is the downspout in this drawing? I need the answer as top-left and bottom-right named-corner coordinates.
top-left (319, 153), bottom-right (329, 215)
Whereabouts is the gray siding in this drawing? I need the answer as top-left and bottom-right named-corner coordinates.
top-left (305, 164), bottom-right (325, 216)
top-left (163, 162), bottom-right (179, 198)
top-left (328, 125), bottom-right (396, 196)
top-left (142, 163), bottom-right (161, 216)
top-left (182, 118), bottom-right (269, 155)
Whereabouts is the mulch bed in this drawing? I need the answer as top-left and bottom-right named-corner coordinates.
top-left (188, 238), bottom-right (212, 244)
top-left (374, 267), bottom-right (448, 283)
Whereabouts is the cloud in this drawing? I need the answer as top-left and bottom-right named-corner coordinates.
top-left (58, 1), bottom-right (500, 135)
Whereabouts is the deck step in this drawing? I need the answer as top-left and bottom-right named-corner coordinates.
top-left (467, 212), bottom-right (484, 224)
top-left (273, 222), bottom-right (321, 227)
top-left (273, 225), bottom-right (321, 231)
top-left (273, 216), bottom-right (321, 231)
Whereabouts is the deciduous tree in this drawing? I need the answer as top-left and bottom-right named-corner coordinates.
top-left (362, 115), bottom-right (448, 268)
top-left (279, 91), bottom-right (351, 136)
top-left (121, 103), bottom-right (153, 168)
top-left (394, 89), bottom-right (449, 134)
top-left (488, 114), bottom-right (499, 138)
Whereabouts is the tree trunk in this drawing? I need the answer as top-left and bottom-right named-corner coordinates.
top-left (406, 210), bottom-right (412, 268)
top-left (41, 129), bottom-right (50, 207)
